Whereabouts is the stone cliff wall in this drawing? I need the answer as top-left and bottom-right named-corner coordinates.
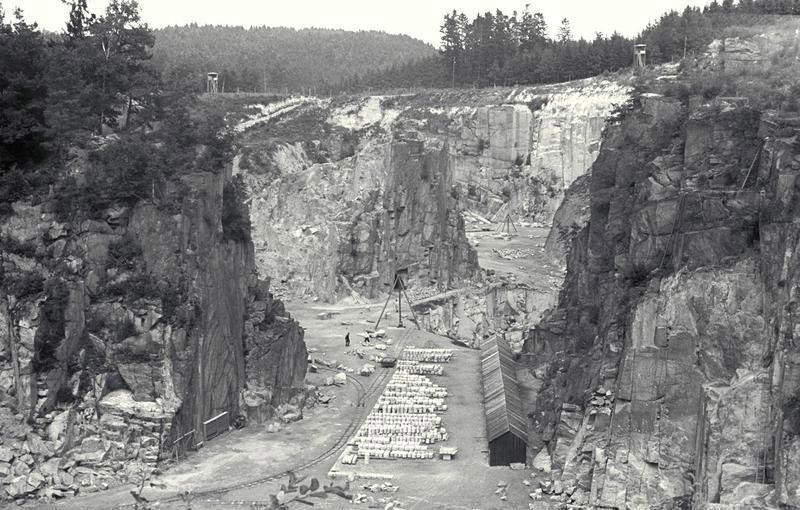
top-left (242, 113), bottom-right (479, 302)
top-left (523, 86), bottom-right (800, 507)
top-left (441, 81), bottom-right (629, 223)
top-left (0, 167), bottom-right (306, 500)
top-left (241, 79), bottom-right (629, 302)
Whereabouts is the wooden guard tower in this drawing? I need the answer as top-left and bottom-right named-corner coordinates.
top-left (207, 72), bottom-right (219, 94)
top-left (633, 44), bottom-right (647, 68)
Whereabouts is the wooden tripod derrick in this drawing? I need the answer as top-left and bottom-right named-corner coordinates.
top-left (496, 213), bottom-right (518, 235)
top-left (374, 273), bottom-right (421, 331)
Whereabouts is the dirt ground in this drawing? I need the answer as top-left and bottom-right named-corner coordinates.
top-left (40, 221), bottom-right (558, 510)
top-left (467, 224), bottom-right (563, 290)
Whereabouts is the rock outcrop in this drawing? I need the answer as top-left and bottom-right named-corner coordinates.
top-left (522, 32), bottom-right (800, 507)
top-left (0, 164), bottom-right (306, 501)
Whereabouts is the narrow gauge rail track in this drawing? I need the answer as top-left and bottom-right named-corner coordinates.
top-left (114, 332), bottom-right (408, 509)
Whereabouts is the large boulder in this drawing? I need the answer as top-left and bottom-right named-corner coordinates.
top-left (116, 362), bottom-right (158, 401)
top-left (4, 475), bottom-right (33, 498)
top-left (71, 437), bottom-right (110, 465)
top-left (25, 432), bottom-right (56, 458)
top-left (39, 457), bottom-right (61, 480)
top-left (0, 445), bottom-right (14, 463)
top-left (48, 409), bottom-right (75, 452)
top-left (26, 469), bottom-right (46, 490)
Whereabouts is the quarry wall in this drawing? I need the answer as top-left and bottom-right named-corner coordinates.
top-left (523, 30), bottom-right (800, 507)
top-left (0, 167), bottom-right (306, 499)
top-left (240, 78), bottom-right (631, 302)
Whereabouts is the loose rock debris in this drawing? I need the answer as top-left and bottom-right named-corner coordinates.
top-left (492, 248), bottom-right (537, 260)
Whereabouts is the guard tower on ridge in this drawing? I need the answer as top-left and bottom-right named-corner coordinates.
top-left (207, 72), bottom-right (219, 94)
top-left (633, 44), bottom-right (647, 68)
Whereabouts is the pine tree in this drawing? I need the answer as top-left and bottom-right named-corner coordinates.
top-left (87, 0), bottom-right (156, 132)
top-left (0, 8), bottom-right (48, 165)
top-left (558, 18), bottom-right (572, 45)
top-left (517, 3), bottom-right (546, 52)
top-left (61, 0), bottom-right (95, 40)
top-left (440, 10), bottom-right (464, 87)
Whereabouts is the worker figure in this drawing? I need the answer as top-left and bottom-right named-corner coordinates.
top-left (345, 331), bottom-right (350, 347)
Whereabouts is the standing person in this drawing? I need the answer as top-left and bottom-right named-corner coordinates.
top-left (345, 331), bottom-right (350, 347)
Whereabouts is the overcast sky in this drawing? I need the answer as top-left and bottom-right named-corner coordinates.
top-left (6, 0), bottom-right (713, 46)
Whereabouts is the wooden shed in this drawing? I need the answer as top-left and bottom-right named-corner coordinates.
top-left (480, 336), bottom-right (527, 466)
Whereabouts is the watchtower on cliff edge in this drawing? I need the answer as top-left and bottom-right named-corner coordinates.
top-left (207, 72), bottom-right (219, 94)
top-left (633, 44), bottom-right (647, 68)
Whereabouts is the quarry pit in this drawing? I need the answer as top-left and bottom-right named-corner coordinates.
top-left (6, 14), bottom-right (800, 510)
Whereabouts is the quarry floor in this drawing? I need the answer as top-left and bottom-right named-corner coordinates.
top-left (43, 222), bottom-right (556, 510)
top-left (45, 312), bottom-right (539, 510)
top-left (467, 223), bottom-right (562, 288)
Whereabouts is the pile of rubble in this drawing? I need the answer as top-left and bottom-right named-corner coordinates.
top-left (350, 482), bottom-right (405, 509)
top-left (590, 386), bottom-right (614, 408)
top-left (532, 477), bottom-right (589, 507)
top-left (491, 248), bottom-right (536, 260)
top-left (351, 493), bottom-right (404, 509)
top-left (0, 389), bottom-right (171, 504)
top-left (324, 372), bottom-right (349, 387)
top-left (403, 286), bottom-right (439, 303)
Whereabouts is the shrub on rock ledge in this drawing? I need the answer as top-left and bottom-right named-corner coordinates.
top-left (222, 176), bottom-right (251, 242)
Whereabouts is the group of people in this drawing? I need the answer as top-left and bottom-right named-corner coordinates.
top-left (344, 331), bottom-right (371, 347)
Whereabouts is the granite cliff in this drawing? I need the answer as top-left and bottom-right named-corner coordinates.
top-left (0, 142), bottom-right (306, 500)
top-left (237, 79), bottom-right (630, 303)
top-left (524, 20), bottom-right (800, 508)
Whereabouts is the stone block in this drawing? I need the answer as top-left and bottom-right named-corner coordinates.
top-left (39, 457), bottom-right (61, 479)
top-left (25, 432), bottom-right (55, 458)
top-left (58, 471), bottom-right (74, 487)
top-left (719, 462), bottom-right (758, 502)
top-left (4, 475), bottom-right (32, 498)
top-left (26, 470), bottom-right (45, 490)
top-left (48, 409), bottom-right (74, 452)
top-left (11, 459), bottom-right (31, 476)
top-left (0, 445), bottom-right (14, 463)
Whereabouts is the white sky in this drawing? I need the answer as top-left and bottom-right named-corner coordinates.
top-left (5, 0), bottom-right (714, 46)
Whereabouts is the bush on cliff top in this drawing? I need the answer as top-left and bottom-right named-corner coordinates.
top-left (222, 176), bottom-right (252, 243)
top-left (52, 102), bottom-right (235, 222)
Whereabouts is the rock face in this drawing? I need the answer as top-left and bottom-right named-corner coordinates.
top-left (240, 78), bottom-right (630, 302)
top-left (523, 82), bottom-right (800, 507)
top-left (445, 82), bottom-right (629, 222)
top-left (0, 166), bottom-right (306, 501)
top-left (543, 173), bottom-right (591, 265)
top-left (413, 281), bottom-right (554, 350)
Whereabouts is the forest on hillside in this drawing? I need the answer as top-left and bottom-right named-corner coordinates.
top-left (340, 0), bottom-right (800, 92)
top-left (150, 25), bottom-right (436, 95)
top-left (0, 0), bottom-right (236, 220)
